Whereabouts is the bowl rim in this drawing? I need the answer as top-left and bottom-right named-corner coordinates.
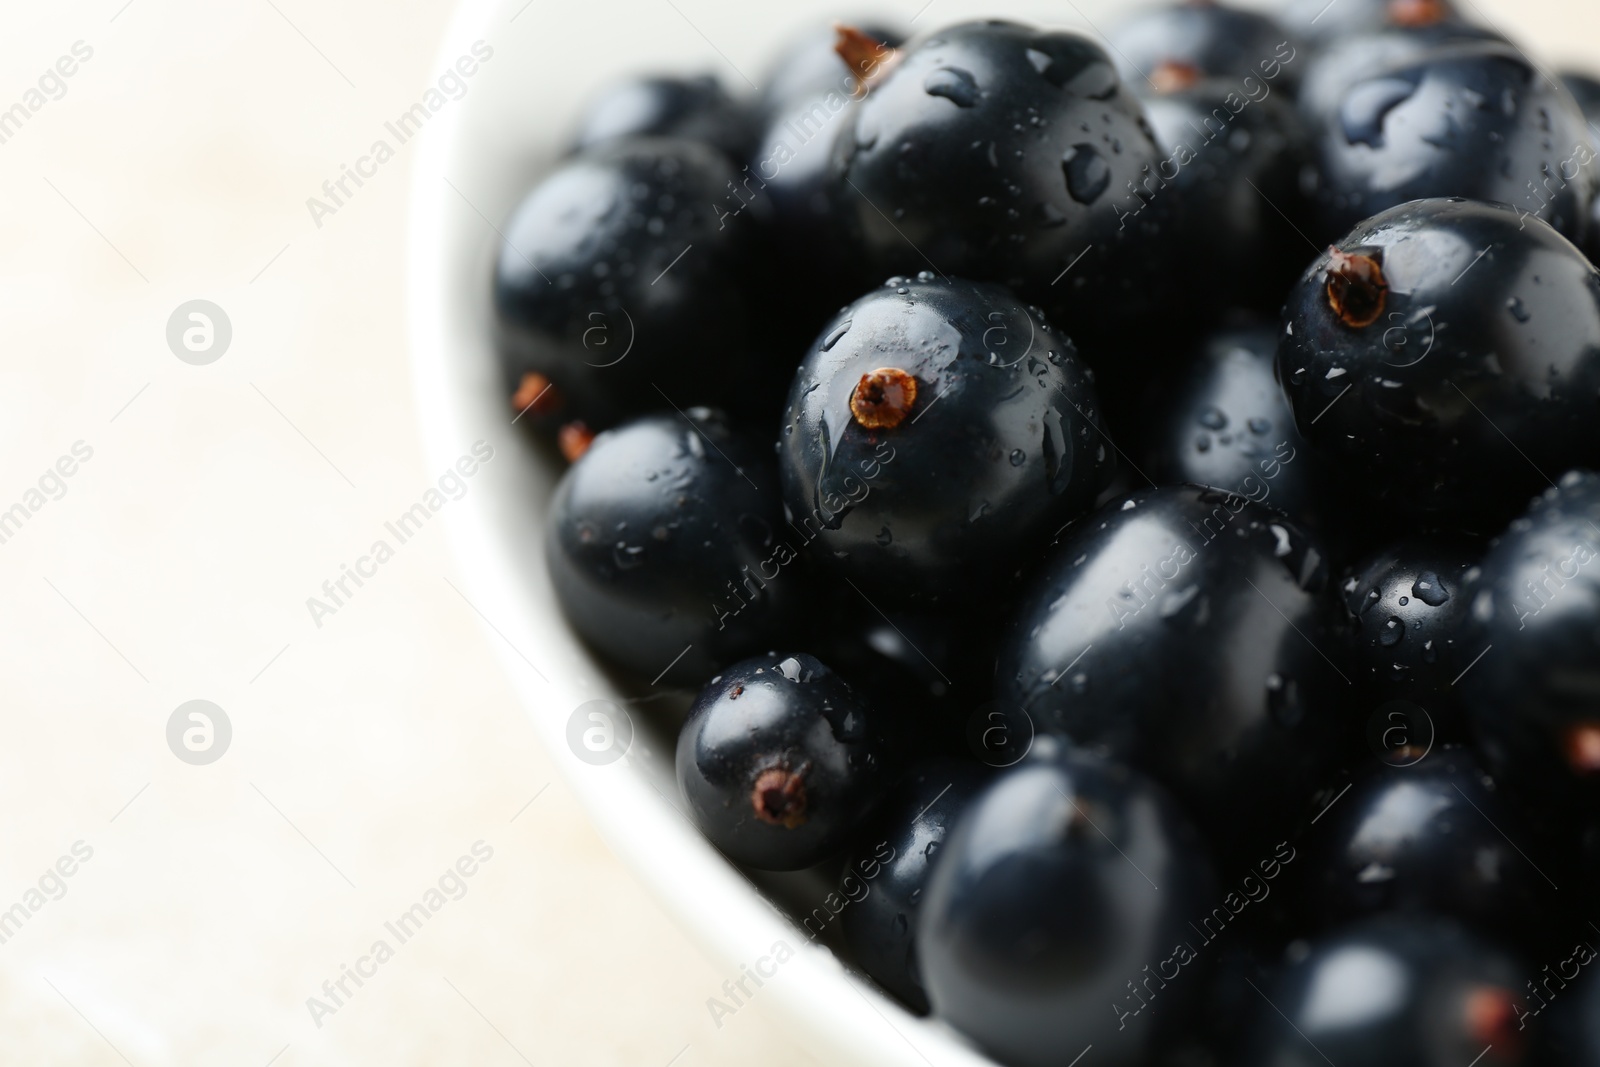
top-left (402, 1), bottom-right (1000, 1062)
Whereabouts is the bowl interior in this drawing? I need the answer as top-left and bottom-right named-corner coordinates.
top-left (405, 0), bottom-right (1267, 1062)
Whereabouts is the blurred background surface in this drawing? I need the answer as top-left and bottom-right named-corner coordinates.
top-left (0, 0), bottom-right (1595, 1063)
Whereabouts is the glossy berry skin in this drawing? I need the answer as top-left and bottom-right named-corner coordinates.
top-left (1107, 2), bottom-right (1302, 94)
top-left (1242, 916), bottom-right (1531, 1067)
top-left (545, 411), bottom-right (797, 686)
top-left (838, 758), bottom-right (989, 1012)
top-left (829, 21), bottom-right (1179, 344)
top-left (750, 67), bottom-right (875, 326)
top-left (1297, 746), bottom-right (1553, 942)
top-left (1297, 21), bottom-right (1508, 131)
top-left (1278, 199), bottom-right (1600, 528)
top-left (918, 739), bottom-right (1216, 1067)
top-left (1311, 42), bottom-right (1596, 244)
top-left (676, 652), bottom-right (894, 870)
top-left (1340, 539), bottom-right (1479, 715)
top-left (777, 276), bottom-right (1113, 609)
top-left (1144, 323), bottom-right (1335, 535)
top-left (569, 74), bottom-right (755, 160)
top-left (1282, 0), bottom-right (1469, 48)
top-left (1141, 83), bottom-right (1310, 319)
top-left (494, 138), bottom-right (767, 433)
top-left (756, 22), bottom-right (903, 119)
top-left (1462, 471), bottom-right (1600, 810)
top-left (994, 485), bottom-right (1351, 856)
top-left (1564, 72), bottom-right (1600, 267)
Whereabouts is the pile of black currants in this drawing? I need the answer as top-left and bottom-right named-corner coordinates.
top-left (490, 2), bottom-right (1600, 1063)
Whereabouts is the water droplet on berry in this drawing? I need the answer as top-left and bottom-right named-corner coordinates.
top-left (1061, 143), bottom-right (1111, 204)
top-left (924, 66), bottom-right (979, 107)
top-left (1412, 571), bottom-right (1450, 606)
top-left (1340, 75), bottom-right (1419, 147)
top-left (821, 320), bottom-right (852, 351)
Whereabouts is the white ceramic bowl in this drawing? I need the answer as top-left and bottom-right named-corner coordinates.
top-left (400, 0), bottom-right (1251, 1062)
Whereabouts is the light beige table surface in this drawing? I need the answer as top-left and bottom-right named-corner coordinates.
top-left (0, 0), bottom-right (1594, 1064)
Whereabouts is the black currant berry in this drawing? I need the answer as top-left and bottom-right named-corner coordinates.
top-left (837, 758), bottom-right (989, 1012)
top-left (494, 138), bottom-right (770, 437)
top-left (545, 410), bottom-right (798, 686)
top-left (1297, 19), bottom-right (1508, 132)
top-left (994, 485), bottom-right (1353, 857)
top-left (1107, 1), bottom-right (1302, 95)
top-left (1278, 198), bottom-right (1600, 529)
top-left (747, 28), bottom-right (900, 332)
top-left (777, 275), bottom-right (1112, 608)
top-left (1242, 916), bottom-right (1531, 1067)
top-left (756, 21), bottom-right (903, 119)
top-left (1311, 41), bottom-right (1596, 244)
top-left (1340, 538), bottom-right (1480, 716)
top-left (1139, 79), bottom-right (1312, 319)
top-left (918, 739), bottom-right (1216, 1067)
top-left (676, 652), bottom-right (894, 870)
top-left (1462, 471), bottom-right (1600, 811)
top-left (1144, 321), bottom-right (1336, 536)
top-left (1297, 746), bottom-right (1556, 943)
top-left (828, 20), bottom-right (1181, 344)
top-left (569, 73), bottom-right (755, 160)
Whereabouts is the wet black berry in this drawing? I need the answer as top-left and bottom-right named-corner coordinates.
top-left (994, 485), bottom-right (1353, 858)
top-left (1310, 41), bottom-right (1596, 244)
top-left (918, 739), bottom-right (1216, 1067)
top-left (676, 652), bottom-right (894, 870)
top-left (1297, 746), bottom-right (1556, 943)
top-left (545, 410), bottom-right (798, 685)
top-left (828, 20), bottom-right (1181, 344)
top-left (1278, 199), bottom-right (1600, 529)
top-left (756, 21), bottom-right (903, 119)
top-left (777, 275), bottom-right (1112, 608)
top-left (1242, 916), bottom-right (1532, 1067)
top-left (1462, 471), bottom-right (1600, 810)
top-left (1107, 1), bottom-right (1302, 95)
top-left (1297, 19), bottom-right (1508, 131)
top-left (1144, 322), bottom-right (1338, 537)
top-left (1139, 78), bottom-right (1313, 319)
top-left (494, 138), bottom-right (770, 434)
top-left (569, 73), bottom-right (755, 160)
top-left (1341, 538), bottom-right (1480, 715)
top-left (837, 758), bottom-right (989, 1012)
